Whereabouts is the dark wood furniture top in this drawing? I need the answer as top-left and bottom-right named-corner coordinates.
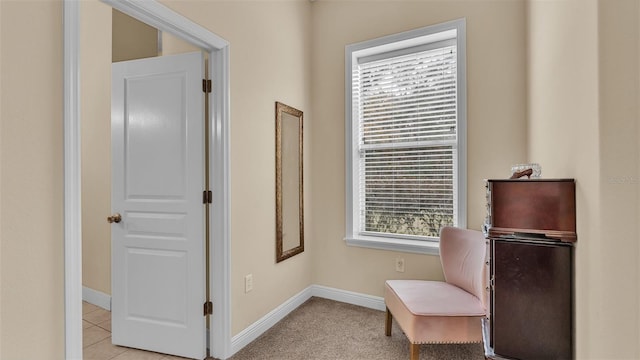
top-left (487, 179), bottom-right (576, 242)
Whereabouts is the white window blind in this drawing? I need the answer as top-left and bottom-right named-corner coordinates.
top-left (354, 42), bottom-right (457, 239)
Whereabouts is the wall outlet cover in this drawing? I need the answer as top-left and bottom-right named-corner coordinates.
top-left (245, 274), bottom-right (253, 293)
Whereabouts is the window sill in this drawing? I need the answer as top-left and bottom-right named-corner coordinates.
top-left (344, 235), bottom-right (440, 256)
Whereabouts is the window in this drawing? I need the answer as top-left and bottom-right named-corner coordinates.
top-left (345, 19), bottom-right (466, 255)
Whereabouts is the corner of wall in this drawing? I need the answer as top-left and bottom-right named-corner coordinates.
top-left (527, 0), bottom-right (640, 358)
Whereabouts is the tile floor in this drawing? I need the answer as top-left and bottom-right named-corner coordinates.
top-left (83, 301), bottom-right (190, 360)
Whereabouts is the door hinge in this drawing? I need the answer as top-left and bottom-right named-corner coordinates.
top-left (203, 190), bottom-right (212, 204)
top-left (202, 79), bottom-right (212, 93)
top-left (204, 301), bottom-right (213, 316)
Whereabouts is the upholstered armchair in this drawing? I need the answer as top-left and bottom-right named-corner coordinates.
top-left (384, 227), bottom-right (487, 360)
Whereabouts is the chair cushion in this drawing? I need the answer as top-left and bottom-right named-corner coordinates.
top-left (385, 280), bottom-right (485, 344)
top-left (386, 280), bottom-right (485, 316)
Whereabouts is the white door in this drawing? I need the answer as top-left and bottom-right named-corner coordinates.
top-left (111, 51), bottom-right (206, 360)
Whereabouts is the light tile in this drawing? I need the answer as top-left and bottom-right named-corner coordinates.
top-left (83, 301), bottom-right (101, 315)
top-left (83, 320), bottom-right (94, 329)
top-left (161, 355), bottom-right (196, 360)
top-left (83, 325), bottom-right (111, 348)
top-left (85, 308), bottom-right (111, 325)
top-left (112, 348), bottom-right (166, 360)
top-left (83, 337), bottom-right (128, 360)
top-left (97, 318), bottom-right (112, 332)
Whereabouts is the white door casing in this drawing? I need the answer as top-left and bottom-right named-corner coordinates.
top-left (111, 51), bottom-right (205, 359)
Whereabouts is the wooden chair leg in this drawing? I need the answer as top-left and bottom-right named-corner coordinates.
top-left (410, 343), bottom-right (420, 360)
top-left (385, 307), bottom-right (392, 336)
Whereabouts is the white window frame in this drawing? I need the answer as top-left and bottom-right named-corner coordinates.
top-left (344, 19), bottom-right (467, 255)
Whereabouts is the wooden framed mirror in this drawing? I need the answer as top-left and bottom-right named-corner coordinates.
top-left (275, 102), bottom-right (304, 262)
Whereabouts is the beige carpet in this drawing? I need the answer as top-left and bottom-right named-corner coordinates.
top-left (229, 297), bottom-right (485, 360)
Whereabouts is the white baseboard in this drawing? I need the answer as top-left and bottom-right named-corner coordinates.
top-left (228, 284), bottom-right (384, 358)
top-left (311, 285), bottom-right (385, 311)
top-left (82, 286), bottom-right (111, 311)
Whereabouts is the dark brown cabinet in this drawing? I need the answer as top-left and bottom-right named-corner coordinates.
top-left (484, 179), bottom-right (576, 360)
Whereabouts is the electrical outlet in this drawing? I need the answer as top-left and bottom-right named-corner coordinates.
top-left (245, 274), bottom-right (253, 293)
top-left (395, 258), bottom-right (405, 273)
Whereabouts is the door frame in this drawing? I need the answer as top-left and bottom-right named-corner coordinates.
top-left (63, 1), bottom-right (232, 359)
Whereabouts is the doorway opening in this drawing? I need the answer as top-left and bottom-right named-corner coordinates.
top-left (63, 1), bottom-right (231, 359)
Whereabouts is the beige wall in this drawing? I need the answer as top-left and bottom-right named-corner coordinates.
top-left (597, 0), bottom-right (639, 357)
top-left (0, 1), bottom-right (65, 359)
top-left (528, 0), bottom-right (640, 357)
top-left (112, 9), bottom-right (158, 62)
top-left (161, 31), bottom-right (200, 56)
top-left (310, 0), bottom-right (527, 296)
top-left (81, 0), bottom-right (113, 296)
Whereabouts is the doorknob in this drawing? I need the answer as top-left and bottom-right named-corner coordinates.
top-left (107, 213), bottom-right (122, 224)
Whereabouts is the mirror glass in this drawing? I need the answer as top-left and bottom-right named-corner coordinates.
top-left (276, 102), bottom-right (304, 262)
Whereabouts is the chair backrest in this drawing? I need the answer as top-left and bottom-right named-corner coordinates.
top-left (439, 226), bottom-right (487, 305)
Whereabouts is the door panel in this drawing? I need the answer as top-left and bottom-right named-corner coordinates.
top-left (126, 248), bottom-right (188, 323)
top-left (124, 72), bottom-right (187, 200)
top-left (111, 51), bottom-right (205, 360)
